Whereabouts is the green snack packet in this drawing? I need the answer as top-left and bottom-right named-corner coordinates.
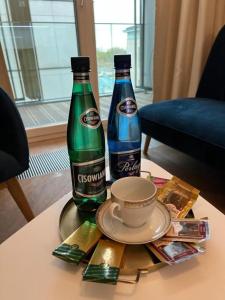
top-left (83, 239), bottom-right (125, 284)
top-left (52, 221), bottom-right (102, 264)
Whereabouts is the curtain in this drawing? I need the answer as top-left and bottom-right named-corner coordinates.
top-left (153, 0), bottom-right (225, 102)
top-left (0, 43), bottom-right (14, 99)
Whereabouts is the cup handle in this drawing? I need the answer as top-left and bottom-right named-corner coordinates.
top-left (109, 202), bottom-right (123, 223)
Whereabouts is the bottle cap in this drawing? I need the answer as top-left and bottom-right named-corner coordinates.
top-left (71, 57), bottom-right (90, 72)
top-left (114, 54), bottom-right (131, 69)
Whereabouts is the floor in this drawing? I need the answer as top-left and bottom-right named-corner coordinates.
top-left (18, 91), bottom-right (152, 128)
top-left (0, 136), bottom-right (225, 243)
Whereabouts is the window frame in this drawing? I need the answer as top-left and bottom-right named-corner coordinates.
top-left (16, 0), bottom-right (100, 143)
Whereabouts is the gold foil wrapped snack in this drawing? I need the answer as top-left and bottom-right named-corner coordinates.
top-left (158, 176), bottom-right (199, 218)
top-left (83, 239), bottom-right (125, 284)
top-left (52, 221), bottom-right (102, 264)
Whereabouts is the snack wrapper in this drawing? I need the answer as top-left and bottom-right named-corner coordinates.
top-left (83, 239), bottom-right (125, 284)
top-left (52, 221), bottom-right (102, 264)
top-left (158, 176), bottom-right (199, 218)
top-left (146, 240), bottom-right (204, 265)
top-left (163, 219), bottom-right (210, 243)
top-left (150, 176), bottom-right (169, 189)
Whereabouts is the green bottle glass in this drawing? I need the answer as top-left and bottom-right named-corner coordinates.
top-left (67, 57), bottom-right (107, 214)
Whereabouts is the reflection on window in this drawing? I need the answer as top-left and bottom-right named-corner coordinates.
top-left (0, 0), bottom-right (78, 103)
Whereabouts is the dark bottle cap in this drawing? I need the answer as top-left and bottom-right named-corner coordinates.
top-left (114, 54), bottom-right (131, 69)
top-left (71, 57), bottom-right (90, 72)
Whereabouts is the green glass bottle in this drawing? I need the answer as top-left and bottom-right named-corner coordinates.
top-left (67, 57), bottom-right (106, 214)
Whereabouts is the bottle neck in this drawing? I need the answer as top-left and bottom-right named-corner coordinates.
top-left (72, 72), bottom-right (92, 94)
top-left (115, 69), bottom-right (131, 81)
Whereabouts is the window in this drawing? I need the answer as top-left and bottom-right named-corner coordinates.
top-left (94, 0), bottom-right (143, 96)
top-left (0, 0), bottom-right (78, 103)
top-left (0, 0), bottom-right (154, 133)
top-left (93, 0), bottom-right (155, 121)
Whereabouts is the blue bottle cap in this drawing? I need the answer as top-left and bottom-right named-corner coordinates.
top-left (114, 55), bottom-right (131, 69)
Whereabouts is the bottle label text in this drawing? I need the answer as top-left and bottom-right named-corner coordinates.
top-left (71, 157), bottom-right (106, 197)
top-left (110, 149), bottom-right (141, 179)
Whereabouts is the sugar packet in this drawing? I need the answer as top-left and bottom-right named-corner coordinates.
top-left (52, 221), bottom-right (102, 264)
top-left (146, 240), bottom-right (204, 265)
top-left (163, 219), bottom-right (210, 243)
top-left (83, 239), bottom-right (125, 284)
top-left (158, 176), bottom-right (200, 218)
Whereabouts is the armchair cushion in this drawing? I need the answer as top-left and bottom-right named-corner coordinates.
top-left (140, 98), bottom-right (225, 150)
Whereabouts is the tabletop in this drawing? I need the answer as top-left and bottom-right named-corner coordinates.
top-left (1, 159), bottom-right (225, 300)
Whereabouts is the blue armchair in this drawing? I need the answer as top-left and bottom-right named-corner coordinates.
top-left (0, 88), bottom-right (34, 221)
top-left (139, 25), bottom-right (225, 168)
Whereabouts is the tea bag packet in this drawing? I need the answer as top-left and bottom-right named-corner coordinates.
top-left (52, 221), bottom-right (102, 264)
top-left (146, 241), bottom-right (204, 265)
top-left (163, 219), bottom-right (210, 243)
top-left (158, 176), bottom-right (200, 218)
top-left (83, 239), bottom-right (125, 284)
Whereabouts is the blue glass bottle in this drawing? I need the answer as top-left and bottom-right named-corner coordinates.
top-left (107, 55), bottom-right (141, 180)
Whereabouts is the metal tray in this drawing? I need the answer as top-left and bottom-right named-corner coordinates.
top-left (59, 198), bottom-right (166, 282)
top-left (59, 199), bottom-right (195, 283)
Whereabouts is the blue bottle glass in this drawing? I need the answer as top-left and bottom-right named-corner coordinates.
top-left (107, 55), bottom-right (141, 180)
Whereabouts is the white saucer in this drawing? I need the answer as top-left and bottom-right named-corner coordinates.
top-left (96, 199), bottom-right (171, 244)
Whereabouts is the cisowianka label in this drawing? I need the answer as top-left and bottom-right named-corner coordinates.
top-left (72, 157), bottom-right (106, 197)
top-left (116, 97), bottom-right (137, 116)
top-left (80, 108), bottom-right (101, 129)
top-left (110, 149), bottom-right (141, 179)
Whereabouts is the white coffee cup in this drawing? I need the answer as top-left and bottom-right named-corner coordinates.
top-left (109, 176), bottom-right (157, 228)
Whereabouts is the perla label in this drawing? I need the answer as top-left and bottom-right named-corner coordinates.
top-left (80, 108), bottom-right (101, 129)
top-left (116, 97), bottom-right (137, 116)
top-left (71, 157), bottom-right (106, 197)
top-left (110, 149), bottom-right (141, 179)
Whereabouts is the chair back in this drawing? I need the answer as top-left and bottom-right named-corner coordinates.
top-left (196, 25), bottom-right (225, 101)
top-left (0, 88), bottom-right (29, 169)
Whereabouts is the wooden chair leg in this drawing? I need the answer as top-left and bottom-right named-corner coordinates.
top-left (143, 135), bottom-right (151, 154)
top-left (6, 177), bottom-right (34, 222)
top-left (0, 182), bottom-right (7, 191)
